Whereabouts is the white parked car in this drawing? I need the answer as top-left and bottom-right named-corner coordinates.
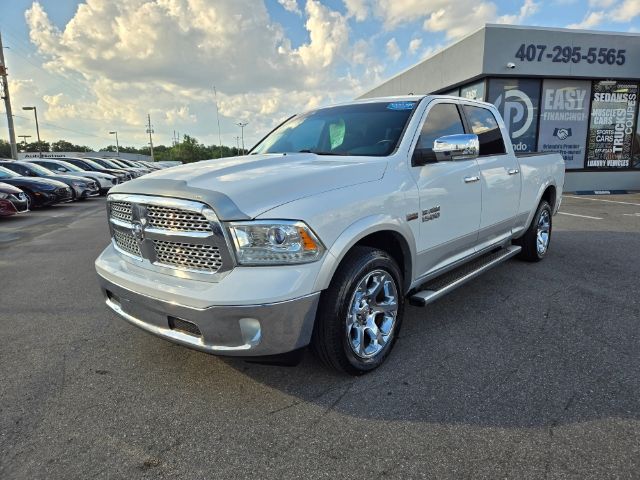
top-left (95, 96), bottom-right (564, 374)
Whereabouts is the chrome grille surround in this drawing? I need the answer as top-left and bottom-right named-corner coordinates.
top-left (153, 240), bottom-right (223, 272)
top-left (113, 229), bottom-right (142, 257)
top-left (110, 201), bottom-right (133, 222)
top-left (106, 194), bottom-right (234, 279)
top-left (146, 205), bottom-right (212, 232)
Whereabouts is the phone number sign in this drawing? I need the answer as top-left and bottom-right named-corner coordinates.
top-left (514, 44), bottom-right (626, 65)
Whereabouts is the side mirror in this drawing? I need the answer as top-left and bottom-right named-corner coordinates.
top-left (433, 134), bottom-right (479, 161)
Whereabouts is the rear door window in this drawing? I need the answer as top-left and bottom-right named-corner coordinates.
top-left (462, 105), bottom-right (506, 156)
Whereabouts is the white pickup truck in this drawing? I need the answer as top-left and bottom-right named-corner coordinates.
top-left (95, 95), bottom-right (564, 374)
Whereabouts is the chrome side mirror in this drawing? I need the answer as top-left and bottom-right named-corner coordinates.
top-left (433, 134), bottom-right (479, 161)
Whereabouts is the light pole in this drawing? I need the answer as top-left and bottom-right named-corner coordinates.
top-left (236, 121), bottom-right (248, 154)
top-left (22, 106), bottom-right (42, 158)
top-left (235, 136), bottom-right (240, 155)
top-left (109, 131), bottom-right (119, 156)
top-left (18, 134), bottom-right (31, 151)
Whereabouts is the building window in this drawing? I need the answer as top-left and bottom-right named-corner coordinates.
top-left (461, 81), bottom-right (485, 101)
top-left (487, 78), bottom-right (541, 153)
top-left (586, 81), bottom-right (639, 169)
top-left (633, 112), bottom-right (640, 169)
top-left (462, 105), bottom-right (506, 155)
top-left (538, 79), bottom-right (592, 170)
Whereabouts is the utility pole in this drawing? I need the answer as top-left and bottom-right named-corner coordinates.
top-left (237, 121), bottom-right (248, 154)
top-left (0, 31), bottom-right (18, 159)
top-left (109, 131), bottom-right (119, 156)
top-left (146, 114), bottom-right (155, 162)
top-left (213, 85), bottom-right (222, 158)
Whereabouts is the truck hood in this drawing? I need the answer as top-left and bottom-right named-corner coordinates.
top-left (110, 153), bottom-right (387, 219)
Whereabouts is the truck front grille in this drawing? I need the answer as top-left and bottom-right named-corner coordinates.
top-left (107, 195), bottom-right (231, 277)
top-left (153, 240), bottom-right (223, 273)
top-left (146, 205), bottom-right (212, 232)
top-left (110, 201), bottom-right (133, 222)
top-left (113, 229), bottom-right (142, 257)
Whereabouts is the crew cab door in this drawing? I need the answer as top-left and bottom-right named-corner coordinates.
top-left (409, 101), bottom-right (482, 278)
top-left (461, 104), bottom-right (521, 249)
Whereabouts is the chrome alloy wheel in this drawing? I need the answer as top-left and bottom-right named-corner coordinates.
top-left (536, 209), bottom-right (551, 255)
top-left (346, 269), bottom-right (399, 359)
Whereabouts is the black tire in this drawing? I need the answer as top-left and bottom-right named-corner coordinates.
top-left (22, 189), bottom-right (37, 209)
top-left (514, 200), bottom-right (552, 262)
top-left (311, 246), bottom-right (404, 375)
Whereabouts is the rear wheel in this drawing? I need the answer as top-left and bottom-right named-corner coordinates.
top-left (514, 200), bottom-right (552, 262)
top-left (312, 246), bottom-right (404, 375)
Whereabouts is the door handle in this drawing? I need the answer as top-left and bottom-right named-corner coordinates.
top-left (508, 169), bottom-right (520, 175)
top-left (464, 176), bottom-right (480, 183)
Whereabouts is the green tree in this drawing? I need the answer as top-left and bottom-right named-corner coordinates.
top-left (0, 139), bottom-right (12, 158)
top-left (51, 139), bottom-right (91, 152)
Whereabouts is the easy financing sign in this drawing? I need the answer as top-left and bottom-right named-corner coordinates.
top-left (538, 80), bottom-right (591, 170)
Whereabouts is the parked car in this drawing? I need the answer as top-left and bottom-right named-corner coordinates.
top-left (132, 160), bottom-right (162, 171)
top-left (95, 96), bottom-right (564, 374)
top-left (108, 158), bottom-right (152, 175)
top-left (0, 182), bottom-right (29, 216)
top-left (60, 158), bottom-right (131, 182)
top-left (84, 157), bottom-right (146, 178)
top-left (26, 159), bottom-right (119, 195)
top-left (0, 161), bottom-right (99, 201)
top-left (0, 166), bottom-right (73, 207)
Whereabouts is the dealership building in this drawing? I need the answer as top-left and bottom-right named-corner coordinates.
top-left (362, 24), bottom-right (640, 192)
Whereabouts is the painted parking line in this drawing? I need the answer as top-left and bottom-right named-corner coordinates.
top-left (622, 213), bottom-right (640, 217)
top-left (564, 195), bottom-right (640, 207)
top-left (558, 211), bottom-right (603, 220)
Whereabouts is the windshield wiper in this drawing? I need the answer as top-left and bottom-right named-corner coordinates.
top-left (298, 149), bottom-right (342, 155)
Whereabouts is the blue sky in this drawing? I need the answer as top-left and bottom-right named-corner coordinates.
top-left (0, 0), bottom-right (639, 149)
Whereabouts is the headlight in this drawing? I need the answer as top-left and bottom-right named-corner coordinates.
top-left (228, 220), bottom-right (325, 265)
top-left (0, 193), bottom-right (8, 199)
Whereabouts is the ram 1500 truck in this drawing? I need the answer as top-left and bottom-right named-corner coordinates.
top-left (95, 96), bottom-right (564, 375)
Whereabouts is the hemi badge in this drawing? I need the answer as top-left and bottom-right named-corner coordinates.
top-left (406, 212), bottom-right (419, 221)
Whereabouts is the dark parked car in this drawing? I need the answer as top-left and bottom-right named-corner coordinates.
top-left (0, 166), bottom-right (72, 207)
top-left (0, 161), bottom-right (99, 201)
top-left (0, 182), bottom-right (29, 216)
top-left (61, 158), bottom-right (132, 182)
top-left (26, 159), bottom-right (119, 195)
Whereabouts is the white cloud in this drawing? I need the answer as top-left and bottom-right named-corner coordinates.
top-left (385, 38), bottom-right (401, 62)
top-left (424, 3), bottom-right (497, 39)
top-left (609, 0), bottom-right (640, 21)
top-left (344, 0), bottom-right (368, 21)
top-left (497, 0), bottom-right (540, 24)
top-left (23, 0), bottom-right (371, 146)
top-left (408, 38), bottom-right (423, 55)
top-left (567, 11), bottom-right (606, 28)
top-left (277, 0), bottom-right (301, 15)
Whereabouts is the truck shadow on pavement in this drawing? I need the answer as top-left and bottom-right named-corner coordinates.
top-left (214, 229), bottom-right (640, 428)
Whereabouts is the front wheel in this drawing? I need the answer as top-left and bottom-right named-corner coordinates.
top-left (311, 246), bottom-right (404, 375)
top-left (514, 200), bottom-right (552, 262)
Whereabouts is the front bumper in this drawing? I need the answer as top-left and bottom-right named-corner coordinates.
top-left (98, 275), bottom-right (320, 356)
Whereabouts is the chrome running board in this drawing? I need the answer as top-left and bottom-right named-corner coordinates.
top-left (409, 245), bottom-right (522, 307)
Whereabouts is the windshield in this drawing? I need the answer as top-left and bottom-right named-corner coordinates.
top-left (92, 158), bottom-right (120, 169)
top-left (0, 166), bottom-right (18, 179)
top-left (23, 163), bottom-right (54, 176)
top-left (81, 158), bottom-right (107, 170)
top-left (55, 161), bottom-right (84, 172)
top-left (251, 101), bottom-right (419, 157)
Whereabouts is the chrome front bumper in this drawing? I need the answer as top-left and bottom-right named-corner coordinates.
top-left (98, 275), bottom-right (320, 356)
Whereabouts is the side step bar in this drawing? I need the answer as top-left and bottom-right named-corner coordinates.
top-left (409, 245), bottom-right (522, 307)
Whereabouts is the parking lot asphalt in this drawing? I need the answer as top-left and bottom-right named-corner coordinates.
top-left (1, 194), bottom-right (639, 479)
